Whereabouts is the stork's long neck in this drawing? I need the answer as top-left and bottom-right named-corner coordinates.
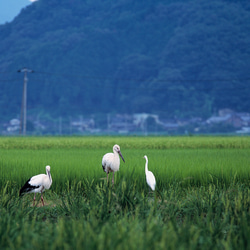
top-left (114, 150), bottom-right (119, 160)
top-left (47, 169), bottom-right (52, 183)
top-left (145, 159), bottom-right (148, 173)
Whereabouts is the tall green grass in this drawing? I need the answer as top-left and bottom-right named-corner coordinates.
top-left (1, 179), bottom-right (250, 249)
top-left (1, 147), bottom-right (250, 192)
top-left (1, 136), bottom-right (250, 249)
top-left (0, 136), bottom-right (250, 149)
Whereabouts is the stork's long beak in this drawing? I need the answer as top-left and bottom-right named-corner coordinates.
top-left (119, 151), bottom-right (125, 163)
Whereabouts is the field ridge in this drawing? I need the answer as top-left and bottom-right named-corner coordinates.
top-left (0, 136), bottom-right (250, 149)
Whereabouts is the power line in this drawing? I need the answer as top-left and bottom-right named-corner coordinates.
top-left (1, 70), bottom-right (250, 83)
top-left (0, 79), bottom-right (20, 82)
top-left (0, 70), bottom-right (250, 93)
top-left (0, 78), bottom-right (250, 92)
top-left (12, 76), bottom-right (250, 90)
top-left (34, 70), bottom-right (250, 83)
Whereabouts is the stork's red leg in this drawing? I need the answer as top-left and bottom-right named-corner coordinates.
top-left (41, 192), bottom-right (44, 206)
top-left (33, 193), bottom-right (36, 206)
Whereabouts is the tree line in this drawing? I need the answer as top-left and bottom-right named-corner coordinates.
top-left (0, 0), bottom-right (249, 120)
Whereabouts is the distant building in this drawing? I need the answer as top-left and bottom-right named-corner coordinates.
top-left (206, 109), bottom-right (250, 129)
top-left (71, 117), bottom-right (95, 132)
top-left (6, 119), bottom-right (20, 133)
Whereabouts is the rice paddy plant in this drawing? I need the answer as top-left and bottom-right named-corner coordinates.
top-left (1, 147), bottom-right (250, 192)
top-left (0, 136), bottom-right (250, 150)
top-left (1, 179), bottom-right (250, 249)
top-left (1, 136), bottom-right (250, 249)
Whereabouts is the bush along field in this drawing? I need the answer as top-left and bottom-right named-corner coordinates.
top-left (0, 136), bottom-right (250, 249)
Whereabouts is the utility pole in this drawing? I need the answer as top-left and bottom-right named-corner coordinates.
top-left (18, 67), bottom-right (34, 135)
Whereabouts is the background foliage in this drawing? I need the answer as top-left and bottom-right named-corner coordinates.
top-left (0, 0), bottom-right (250, 120)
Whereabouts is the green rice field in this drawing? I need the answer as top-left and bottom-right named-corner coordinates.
top-left (0, 136), bottom-right (250, 249)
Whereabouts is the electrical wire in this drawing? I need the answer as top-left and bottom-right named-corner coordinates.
top-left (0, 70), bottom-right (249, 92)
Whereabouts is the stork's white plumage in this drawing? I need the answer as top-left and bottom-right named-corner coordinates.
top-left (102, 144), bottom-right (125, 184)
top-left (19, 165), bottom-right (52, 206)
top-left (143, 155), bottom-right (156, 191)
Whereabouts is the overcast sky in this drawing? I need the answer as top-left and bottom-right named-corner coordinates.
top-left (0, 0), bottom-right (37, 24)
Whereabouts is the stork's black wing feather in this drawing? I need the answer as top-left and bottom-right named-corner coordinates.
top-left (19, 178), bottom-right (40, 196)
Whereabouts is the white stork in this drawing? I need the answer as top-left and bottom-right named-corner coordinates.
top-left (143, 155), bottom-right (156, 191)
top-left (102, 144), bottom-right (125, 184)
top-left (19, 165), bottom-right (52, 206)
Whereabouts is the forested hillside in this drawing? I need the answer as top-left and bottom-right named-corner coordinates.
top-left (0, 0), bottom-right (249, 120)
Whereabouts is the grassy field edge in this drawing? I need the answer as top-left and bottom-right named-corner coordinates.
top-left (0, 136), bottom-right (250, 149)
